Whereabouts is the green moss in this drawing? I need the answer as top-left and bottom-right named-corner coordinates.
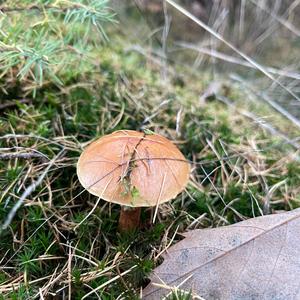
top-left (0, 24), bottom-right (297, 300)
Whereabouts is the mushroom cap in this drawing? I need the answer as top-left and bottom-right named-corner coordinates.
top-left (77, 130), bottom-right (190, 207)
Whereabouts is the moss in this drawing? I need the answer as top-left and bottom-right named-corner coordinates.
top-left (0, 30), bottom-right (298, 300)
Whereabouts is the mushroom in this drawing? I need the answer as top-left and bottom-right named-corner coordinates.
top-left (77, 130), bottom-right (190, 231)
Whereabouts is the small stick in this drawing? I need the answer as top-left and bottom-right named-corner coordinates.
top-left (0, 99), bottom-right (31, 110)
top-left (0, 152), bottom-right (47, 161)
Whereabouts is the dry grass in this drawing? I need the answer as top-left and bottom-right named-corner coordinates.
top-left (1, 1), bottom-right (300, 299)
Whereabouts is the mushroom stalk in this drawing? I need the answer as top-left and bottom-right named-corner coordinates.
top-left (118, 206), bottom-right (141, 232)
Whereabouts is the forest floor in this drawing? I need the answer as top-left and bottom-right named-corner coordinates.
top-left (1, 15), bottom-right (300, 300)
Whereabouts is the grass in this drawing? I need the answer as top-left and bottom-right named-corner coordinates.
top-left (1, 13), bottom-right (300, 300)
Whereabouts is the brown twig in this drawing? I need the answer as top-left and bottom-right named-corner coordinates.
top-left (0, 152), bottom-right (47, 161)
top-left (0, 99), bottom-right (31, 111)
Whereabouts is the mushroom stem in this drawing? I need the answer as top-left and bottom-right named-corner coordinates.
top-left (118, 206), bottom-right (141, 232)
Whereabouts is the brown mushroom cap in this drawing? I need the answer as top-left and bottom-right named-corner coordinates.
top-left (77, 130), bottom-right (190, 207)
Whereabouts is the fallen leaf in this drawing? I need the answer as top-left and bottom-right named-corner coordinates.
top-left (143, 208), bottom-right (300, 299)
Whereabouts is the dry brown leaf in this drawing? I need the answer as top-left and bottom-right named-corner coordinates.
top-left (143, 208), bottom-right (300, 299)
